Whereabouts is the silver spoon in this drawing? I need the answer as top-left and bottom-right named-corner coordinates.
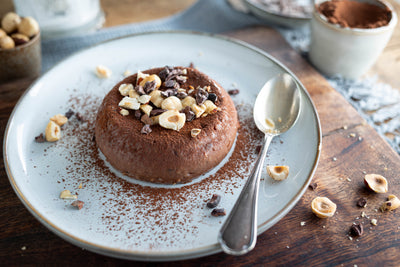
top-left (218, 73), bottom-right (301, 255)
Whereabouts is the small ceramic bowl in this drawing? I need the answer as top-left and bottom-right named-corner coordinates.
top-left (309, 0), bottom-right (397, 79)
top-left (0, 32), bottom-right (41, 83)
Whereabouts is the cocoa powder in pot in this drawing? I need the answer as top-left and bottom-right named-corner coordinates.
top-left (318, 0), bottom-right (392, 29)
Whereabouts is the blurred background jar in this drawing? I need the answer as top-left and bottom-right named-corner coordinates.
top-left (13, 0), bottom-right (104, 39)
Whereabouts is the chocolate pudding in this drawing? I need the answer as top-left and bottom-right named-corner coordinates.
top-left (95, 67), bottom-right (239, 184)
top-left (318, 0), bottom-right (392, 29)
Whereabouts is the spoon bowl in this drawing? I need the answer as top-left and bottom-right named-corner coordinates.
top-left (218, 73), bottom-right (301, 255)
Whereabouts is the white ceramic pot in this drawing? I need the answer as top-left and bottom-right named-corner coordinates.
top-left (309, 0), bottom-right (398, 79)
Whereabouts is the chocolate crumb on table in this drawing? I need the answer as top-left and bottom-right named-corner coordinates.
top-left (309, 182), bottom-right (318, 190)
top-left (350, 223), bottom-right (363, 237)
top-left (65, 109), bottom-right (75, 119)
top-left (356, 197), bottom-right (367, 208)
top-left (71, 200), bottom-right (84, 210)
top-left (228, 89), bottom-right (240, 95)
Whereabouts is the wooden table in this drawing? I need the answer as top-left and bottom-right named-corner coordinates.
top-left (1, 1), bottom-right (400, 266)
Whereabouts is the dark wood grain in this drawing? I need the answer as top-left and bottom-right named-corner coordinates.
top-left (1, 26), bottom-right (400, 266)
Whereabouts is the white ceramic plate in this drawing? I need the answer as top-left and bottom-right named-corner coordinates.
top-left (4, 32), bottom-right (321, 261)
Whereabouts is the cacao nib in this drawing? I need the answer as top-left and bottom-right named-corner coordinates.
top-left (189, 62), bottom-right (195, 68)
top-left (143, 80), bottom-right (157, 94)
top-left (309, 182), bottom-right (318, 190)
top-left (196, 88), bottom-right (208, 105)
top-left (141, 124), bottom-right (152, 134)
top-left (211, 208), bottom-right (226, 217)
top-left (34, 133), bottom-right (45, 143)
top-left (65, 109), bottom-right (75, 119)
top-left (135, 85), bottom-right (146, 95)
top-left (150, 109), bottom-right (167, 116)
top-left (161, 89), bottom-right (178, 98)
top-left (181, 106), bottom-right (195, 122)
top-left (164, 79), bottom-right (177, 88)
top-left (175, 75), bottom-right (187, 84)
top-left (176, 91), bottom-right (188, 99)
top-left (207, 194), bottom-right (221, 208)
top-left (208, 93), bottom-right (217, 103)
top-left (349, 223), bottom-right (363, 237)
top-left (228, 89), bottom-right (240, 95)
top-left (159, 66), bottom-right (172, 80)
top-left (356, 197), bottom-right (367, 208)
top-left (134, 110), bottom-right (142, 120)
top-left (140, 114), bottom-right (153, 125)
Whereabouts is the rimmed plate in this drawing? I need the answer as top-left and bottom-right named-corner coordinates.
top-left (4, 31), bottom-right (321, 261)
top-left (244, 0), bottom-right (312, 28)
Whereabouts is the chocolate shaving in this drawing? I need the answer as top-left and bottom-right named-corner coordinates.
top-left (181, 106), bottom-right (195, 122)
top-left (141, 124), bottom-right (152, 134)
top-left (135, 85), bottom-right (146, 95)
top-left (34, 133), bottom-right (46, 143)
top-left (356, 197), bottom-right (367, 208)
top-left (196, 87), bottom-right (209, 105)
top-left (161, 89), bottom-right (178, 98)
top-left (208, 93), bottom-right (218, 103)
top-left (140, 114), bottom-right (153, 125)
top-left (158, 66), bottom-right (173, 80)
top-left (176, 91), bottom-right (188, 99)
top-left (228, 89), bottom-right (240, 95)
top-left (143, 80), bottom-right (157, 94)
top-left (207, 194), bottom-right (221, 208)
top-left (65, 109), bottom-right (75, 119)
top-left (211, 208), bottom-right (226, 217)
top-left (349, 223), bottom-right (363, 237)
top-left (150, 109), bottom-right (167, 116)
top-left (134, 110), bottom-right (142, 120)
top-left (71, 200), bottom-right (84, 210)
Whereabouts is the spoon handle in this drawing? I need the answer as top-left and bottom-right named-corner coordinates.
top-left (218, 134), bottom-right (273, 255)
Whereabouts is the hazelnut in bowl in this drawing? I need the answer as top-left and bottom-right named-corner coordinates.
top-left (309, 0), bottom-right (397, 79)
top-left (0, 12), bottom-right (41, 82)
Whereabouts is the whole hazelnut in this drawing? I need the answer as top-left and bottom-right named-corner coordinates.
top-left (0, 36), bottom-right (15, 50)
top-left (1, 12), bottom-right (21, 33)
top-left (0, 28), bottom-right (6, 38)
top-left (18, 17), bottom-right (39, 37)
top-left (11, 33), bottom-right (29, 46)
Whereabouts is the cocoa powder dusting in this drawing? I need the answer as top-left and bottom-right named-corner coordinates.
top-left (318, 0), bottom-right (392, 29)
top-left (48, 93), bottom-right (263, 250)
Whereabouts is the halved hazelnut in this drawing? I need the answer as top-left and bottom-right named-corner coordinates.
top-left (267, 165), bottom-right (289, 181)
top-left (181, 96), bottom-right (196, 108)
top-left (119, 96), bottom-right (140, 110)
top-left (149, 90), bottom-right (164, 108)
top-left (60, 189), bottom-right (77, 200)
top-left (311, 197), bottom-right (337, 218)
top-left (381, 194), bottom-right (400, 211)
top-left (140, 104), bottom-right (153, 116)
top-left (119, 108), bottom-right (129, 116)
top-left (364, 174), bottom-right (388, 193)
top-left (95, 65), bottom-right (112, 78)
top-left (161, 96), bottom-right (182, 111)
top-left (138, 94), bottom-right (152, 104)
top-left (159, 110), bottom-right (185, 131)
top-left (50, 114), bottom-right (68, 126)
top-left (118, 83), bottom-right (133, 96)
top-left (191, 128), bottom-right (201, 137)
top-left (45, 121), bottom-right (61, 142)
top-left (139, 74), bottom-right (162, 90)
